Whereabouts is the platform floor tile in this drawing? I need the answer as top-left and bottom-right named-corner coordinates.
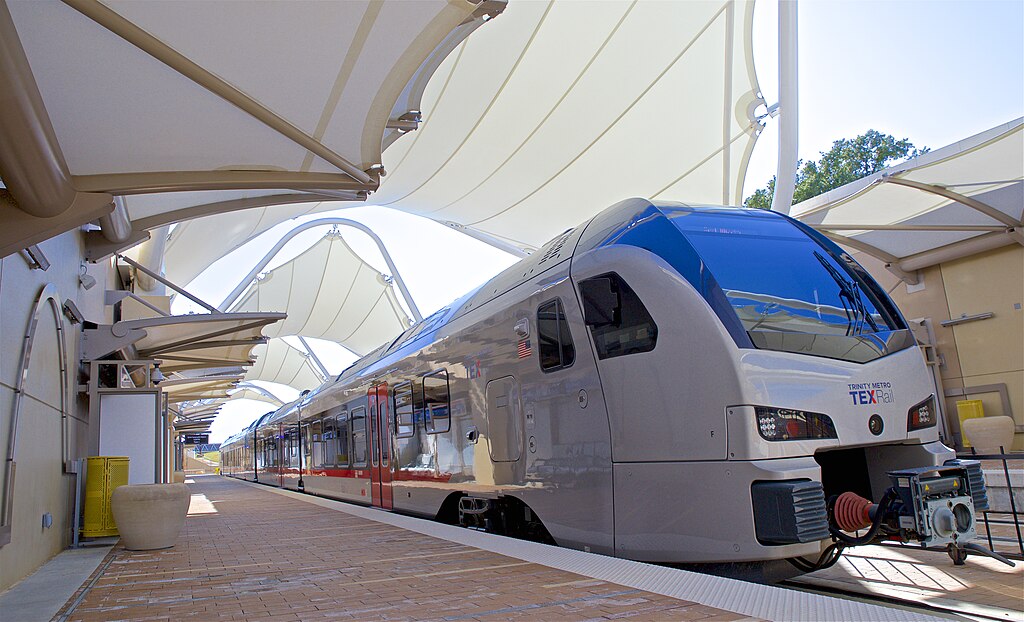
top-left (55, 477), bottom-right (757, 622)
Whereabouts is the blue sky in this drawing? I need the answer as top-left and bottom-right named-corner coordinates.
top-left (744, 0), bottom-right (1024, 194)
top-left (202, 0), bottom-right (1024, 442)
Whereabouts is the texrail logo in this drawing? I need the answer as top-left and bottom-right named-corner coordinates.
top-left (848, 381), bottom-right (894, 406)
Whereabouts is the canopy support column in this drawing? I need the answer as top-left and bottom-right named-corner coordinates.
top-left (297, 336), bottom-right (331, 382)
top-left (771, 0), bottom-right (799, 214)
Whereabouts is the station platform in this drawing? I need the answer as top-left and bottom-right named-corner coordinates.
top-left (11, 475), bottom-right (1020, 622)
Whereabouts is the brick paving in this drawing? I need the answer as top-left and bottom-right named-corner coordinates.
top-left (57, 477), bottom-right (754, 622)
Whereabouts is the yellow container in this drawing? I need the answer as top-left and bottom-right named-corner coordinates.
top-left (81, 456), bottom-right (129, 537)
top-left (956, 400), bottom-right (985, 447)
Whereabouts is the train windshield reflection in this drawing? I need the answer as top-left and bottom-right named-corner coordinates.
top-left (671, 210), bottom-right (907, 361)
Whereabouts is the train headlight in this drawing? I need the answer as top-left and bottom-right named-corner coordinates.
top-left (755, 407), bottom-right (837, 441)
top-left (907, 395), bottom-right (937, 431)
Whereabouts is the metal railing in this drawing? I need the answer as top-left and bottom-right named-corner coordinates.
top-left (957, 448), bottom-right (1023, 560)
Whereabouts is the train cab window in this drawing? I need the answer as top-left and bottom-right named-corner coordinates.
top-left (335, 412), bottom-right (350, 466)
top-left (579, 273), bottom-right (658, 360)
top-left (423, 370), bottom-right (450, 434)
top-left (537, 298), bottom-right (575, 372)
top-left (350, 407), bottom-right (367, 466)
top-left (393, 383), bottom-right (415, 438)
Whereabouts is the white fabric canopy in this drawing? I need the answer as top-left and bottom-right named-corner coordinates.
top-left (377, 0), bottom-right (763, 248)
top-left (228, 232), bottom-right (411, 355)
top-left (244, 338), bottom-right (325, 391)
top-left (228, 386), bottom-right (286, 407)
top-left (161, 0), bottom-right (763, 284)
top-left (793, 118), bottom-right (1024, 271)
top-left (161, 377), bottom-right (242, 404)
top-left (163, 198), bottom-right (337, 287)
top-left (1, 0), bottom-right (501, 257)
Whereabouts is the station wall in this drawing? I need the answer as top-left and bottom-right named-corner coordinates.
top-left (0, 229), bottom-right (110, 591)
top-left (856, 244), bottom-right (1023, 452)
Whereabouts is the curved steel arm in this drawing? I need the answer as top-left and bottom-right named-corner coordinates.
top-left (216, 218), bottom-right (422, 322)
top-left (1, 284), bottom-right (70, 546)
top-left (231, 381), bottom-right (286, 406)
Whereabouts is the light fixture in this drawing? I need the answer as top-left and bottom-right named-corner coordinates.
top-left (79, 264), bottom-right (97, 290)
top-left (20, 245), bottom-right (50, 271)
top-left (62, 299), bottom-right (85, 324)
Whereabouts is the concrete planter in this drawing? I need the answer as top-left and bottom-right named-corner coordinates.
top-left (110, 483), bottom-right (190, 550)
top-left (962, 416), bottom-right (1015, 454)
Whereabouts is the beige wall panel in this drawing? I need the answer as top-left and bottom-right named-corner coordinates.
top-left (955, 370), bottom-right (1024, 452)
top-left (0, 229), bottom-right (110, 590)
top-left (941, 246), bottom-right (1024, 378)
top-left (0, 314), bottom-right (73, 591)
top-left (892, 265), bottom-right (967, 384)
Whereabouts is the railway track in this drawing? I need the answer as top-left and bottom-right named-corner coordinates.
top-left (781, 576), bottom-right (1022, 622)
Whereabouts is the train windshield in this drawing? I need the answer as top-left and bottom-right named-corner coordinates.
top-left (669, 209), bottom-right (911, 363)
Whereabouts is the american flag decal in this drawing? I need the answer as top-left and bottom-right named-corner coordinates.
top-left (517, 339), bottom-right (532, 359)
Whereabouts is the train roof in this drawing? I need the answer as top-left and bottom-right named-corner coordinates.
top-left (221, 410), bottom-right (278, 447)
top-left (328, 201), bottom-right (772, 387)
top-left (225, 199), bottom-right (771, 438)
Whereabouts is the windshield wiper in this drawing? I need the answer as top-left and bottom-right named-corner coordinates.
top-left (814, 251), bottom-right (880, 336)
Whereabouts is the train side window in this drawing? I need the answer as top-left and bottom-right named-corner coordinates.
top-left (423, 370), bottom-right (450, 434)
top-left (579, 273), bottom-right (658, 360)
top-left (393, 382), bottom-right (415, 438)
top-left (336, 412), bottom-right (350, 466)
top-left (301, 423), bottom-right (312, 469)
top-left (310, 418), bottom-right (324, 469)
top-left (537, 298), bottom-right (575, 372)
top-left (322, 416), bottom-right (338, 467)
top-left (350, 407), bottom-right (367, 466)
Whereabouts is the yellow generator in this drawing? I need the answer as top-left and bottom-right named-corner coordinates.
top-left (81, 456), bottom-right (129, 537)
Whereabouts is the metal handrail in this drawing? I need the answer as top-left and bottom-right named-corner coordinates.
top-left (957, 448), bottom-right (1023, 559)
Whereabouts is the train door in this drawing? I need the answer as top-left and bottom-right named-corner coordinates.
top-left (276, 424), bottom-right (285, 488)
top-left (368, 383), bottom-right (394, 509)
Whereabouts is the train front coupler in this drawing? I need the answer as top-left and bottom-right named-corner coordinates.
top-left (828, 462), bottom-right (1014, 567)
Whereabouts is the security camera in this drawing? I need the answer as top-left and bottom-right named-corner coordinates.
top-left (62, 299), bottom-right (85, 324)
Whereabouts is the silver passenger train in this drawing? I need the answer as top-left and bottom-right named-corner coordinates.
top-left (222, 198), bottom-right (997, 573)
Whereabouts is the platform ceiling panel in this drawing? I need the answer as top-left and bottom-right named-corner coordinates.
top-left (162, 198), bottom-right (337, 287)
top-left (228, 233), bottom-right (411, 355)
top-left (227, 388), bottom-right (285, 407)
top-left (375, 0), bottom-right (762, 248)
top-left (244, 338), bottom-right (325, 392)
top-left (792, 118), bottom-right (1024, 266)
top-left (1, 0), bottom-right (496, 257)
top-left (159, 0), bottom-right (762, 284)
top-left (161, 377), bottom-right (241, 404)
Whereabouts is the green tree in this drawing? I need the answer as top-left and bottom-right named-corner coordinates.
top-left (744, 130), bottom-right (928, 209)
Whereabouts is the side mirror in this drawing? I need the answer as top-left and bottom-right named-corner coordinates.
top-left (579, 277), bottom-right (620, 328)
